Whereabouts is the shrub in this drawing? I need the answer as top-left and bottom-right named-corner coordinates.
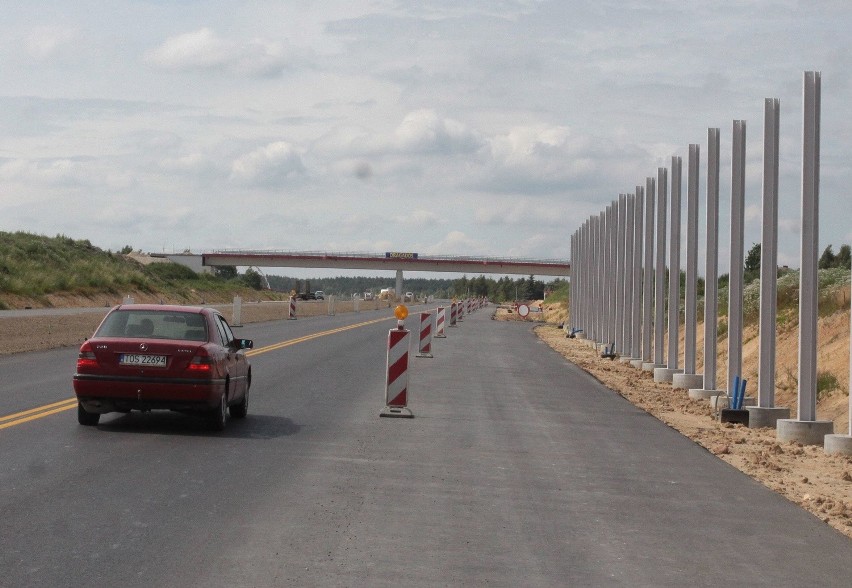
top-left (817, 371), bottom-right (839, 399)
top-left (144, 262), bottom-right (198, 281)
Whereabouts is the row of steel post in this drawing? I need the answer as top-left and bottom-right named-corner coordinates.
top-left (569, 72), bottom-right (851, 452)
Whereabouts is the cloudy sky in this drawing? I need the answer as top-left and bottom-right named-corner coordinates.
top-left (1, 1), bottom-right (850, 276)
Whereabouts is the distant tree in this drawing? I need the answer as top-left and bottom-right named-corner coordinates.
top-left (241, 268), bottom-right (264, 290)
top-left (744, 242), bottom-right (761, 272)
top-left (744, 243), bottom-right (761, 284)
top-left (213, 265), bottom-right (238, 280)
top-left (819, 245), bottom-right (836, 269)
top-left (120, 245), bottom-right (133, 255)
top-left (837, 245), bottom-right (852, 270)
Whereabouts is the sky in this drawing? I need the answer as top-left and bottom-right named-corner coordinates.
top-left (1, 1), bottom-right (851, 278)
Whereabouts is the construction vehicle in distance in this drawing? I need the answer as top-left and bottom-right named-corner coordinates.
top-left (293, 280), bottom-right (316, 300)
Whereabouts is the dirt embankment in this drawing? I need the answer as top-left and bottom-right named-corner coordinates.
top-left (493, 302), bottom-right (852, 540)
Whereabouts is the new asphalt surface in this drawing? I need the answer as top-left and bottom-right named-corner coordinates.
top-left (1, 304), bottom-right (850, 586)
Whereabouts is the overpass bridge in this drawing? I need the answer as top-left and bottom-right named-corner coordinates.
top-left (162, 250), bottom-right (570, 297)
top-left (198, 250), bottom-right (570, 277)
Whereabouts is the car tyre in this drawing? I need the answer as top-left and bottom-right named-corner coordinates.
top-left (209, 392), bottom-right (227, 431)
top-left (230, 387), bottom-right (249, 419)
top-left (77, 402), bottom-right (100, 426)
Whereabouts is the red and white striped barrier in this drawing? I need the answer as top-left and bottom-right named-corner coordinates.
top-left (288, 296), bottom-right (297, 320)
top-left (458, 300), bottom-right (465, 321)
top-left (417, 311), bottom-right (434, 358)
top-left (449, 302), bottom-right (458, 327)
top-left (381, 324), bottom-right (413, 418)
top-left (435, 306), bottom-right (447, 338)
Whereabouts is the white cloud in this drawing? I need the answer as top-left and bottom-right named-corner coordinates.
top-left (0, 157), bottom-right (132, 189)
top-left (475, 124), bottom-right (609, 195)
top-left (25, 26), bottom-right (78, 59)
top-left (229, 142), bottom-right (306, 186)
top-left (144, 28), bottom-right (295, 76)
top-left (392, 109), bottom-right (483, 154)
top-left (397, 209), bottom-right (441, 227)
top-left (424, 231), bottom-right (488, 255)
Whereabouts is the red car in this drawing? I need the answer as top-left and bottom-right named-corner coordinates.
top-left (73, 304), bottom-right (253, 430)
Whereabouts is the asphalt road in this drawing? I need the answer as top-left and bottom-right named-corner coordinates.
top-left (1, 305), bottom-right (851, 586)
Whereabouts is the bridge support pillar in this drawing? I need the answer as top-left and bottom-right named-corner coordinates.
top-left (395, 270), bottom-right (403, 302)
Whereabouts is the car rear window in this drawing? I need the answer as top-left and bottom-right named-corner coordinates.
top-left (96, 310), bottom-right (207, 341)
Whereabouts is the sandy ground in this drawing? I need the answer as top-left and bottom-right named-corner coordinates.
top-left (493, 303), bottom-right (852, 540)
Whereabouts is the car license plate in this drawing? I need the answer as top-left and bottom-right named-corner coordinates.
top-left (119, 354), bottom-right (167, 367)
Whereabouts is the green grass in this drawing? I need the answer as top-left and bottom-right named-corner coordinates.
top-left (544, 281), bottom-right (569, 304)
top-left (0, 231), bottom-right (277, 306)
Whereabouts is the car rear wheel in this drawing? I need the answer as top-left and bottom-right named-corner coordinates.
top-left (230, 371), bottom-right (251, 419)
top-left (77, 402), bottom-right (100, 426)
top-left (230, 387), bottom-right (249, 419)
top-left (209, 392), bottom-right (227, 431)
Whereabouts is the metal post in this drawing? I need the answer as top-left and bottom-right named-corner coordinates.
top-left (654, 168), bottom-right (667, 367)
top-left (631, 186), bottom-right (644, 362)
top-left (689, 128), bottom-right (722, 399)
top-left (642, 177), bottom-right (655, 367)
top-left (586, 220), bottom-right (592, 339)
top-left (599, 206), bottom-right (606, 346)
top-left (674, 145), bottom-right (702, 390)
top-left (615, 196), bottom-right (627, 354)
top-left (779, 71), bottom-right (833, 445)
top-left (667, 156), bottom-right (682, 372)
top-left (607, 203), bottom-right (616, 347)
top-left (622, 194), bottom-right (635, 359)
top-left (750, 99), bottom-right (790, 427)
top-left (728, 121), bottom-right (746, 397)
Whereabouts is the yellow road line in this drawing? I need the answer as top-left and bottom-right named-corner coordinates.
top-left (2, 315), bottom-right (395, 431)
top-left (0, 398), bottom-right (78, 429)
top-left (247, 316), bottom-right (391, 356)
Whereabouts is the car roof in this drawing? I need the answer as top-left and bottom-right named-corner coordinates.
top-left (112, 304), bottom-right (216, 316)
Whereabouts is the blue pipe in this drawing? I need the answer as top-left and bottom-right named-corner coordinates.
top-left (736, 378), bottom-right (748, 410)
top-left (731, 376), bottom-right (740, 410)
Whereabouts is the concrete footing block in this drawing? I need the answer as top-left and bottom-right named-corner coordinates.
top-left (720, 408), bottom-right (749, 426)
top-left (642, 362), bottom-right (663, 372)
top-left (746, 406), bottom-right (791, 429)
top-left (653, 368), bottom-right (683, 383)
top-left (687, 388), bottom-right (723, 400)
top-left (710, 395), bottom-right (755, 412)
top-left (629, 358), bottom-right (644, 369)
top-left (824, 434), bottom-right (852, 456)
top-left (617, 356), bottom-right (633, 364)
top-left (672, 373), bottom-right (703, 390)
top-left (776, 419), bottom-right (834, 446)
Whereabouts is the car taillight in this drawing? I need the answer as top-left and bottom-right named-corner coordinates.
top-left (186, 354), bottom-right (213, 373)
top-left (76, 343), bottom-right (98, 370)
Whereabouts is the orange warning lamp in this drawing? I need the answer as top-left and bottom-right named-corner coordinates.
top-left (394, 305), bottom-right (409, 320)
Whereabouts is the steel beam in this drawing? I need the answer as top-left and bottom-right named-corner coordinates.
top-left (728, 120), bottom-right (747, 395)
top-left (668, 156), bottom-right (682, 370)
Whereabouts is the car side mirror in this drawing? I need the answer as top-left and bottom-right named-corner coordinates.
top-left (239, 339), bottom-right (253, 350)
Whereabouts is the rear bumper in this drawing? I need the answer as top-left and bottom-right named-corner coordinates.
top-left (73, 373), bottom-right (225, 414)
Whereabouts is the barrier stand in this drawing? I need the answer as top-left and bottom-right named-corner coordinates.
top-left (417, 311), bottom-right (434, 358)
top-left (458, 300), bottom-right (465, 322)
top-left (435, 306), bottom-right (447, 338)
top-left (449, 302), bottom-right (458, 327)
top-left (288, 296), bottom-right (297, 320)
top-left (381, 305), bottom-right (414, 418)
